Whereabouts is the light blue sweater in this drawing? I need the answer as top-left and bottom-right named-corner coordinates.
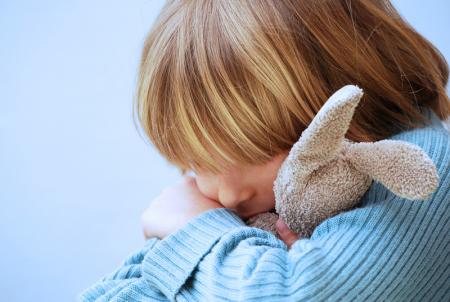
top-left (78, 113), bottom-right (450, 301)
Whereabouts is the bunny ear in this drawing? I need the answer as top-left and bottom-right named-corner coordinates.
top-left (347, 140), bottom-right (440, 200)
top-left (283, 85), bottom-right (364, 178)
top-left (273, 85), bottom-right (364, 205)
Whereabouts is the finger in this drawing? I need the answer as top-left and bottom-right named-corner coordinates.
top-left (278, 228), bottom-right (299, 248)
top-left (276, 219), bottom-right (300, 249)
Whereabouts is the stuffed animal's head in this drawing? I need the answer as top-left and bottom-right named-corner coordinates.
top-left (246, 85), bottom-right (439, 239)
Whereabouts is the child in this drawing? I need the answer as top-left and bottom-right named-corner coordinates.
top-left (79, 0), bottom-right (450, 301)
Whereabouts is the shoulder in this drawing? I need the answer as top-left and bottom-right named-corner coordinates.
top-left (303, 125), bottom-right (450, 300)
top-left (390, 123), bottom-right (450, 147)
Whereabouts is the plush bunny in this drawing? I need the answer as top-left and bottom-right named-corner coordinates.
top-left (245, 85), bottom-right (440, 239)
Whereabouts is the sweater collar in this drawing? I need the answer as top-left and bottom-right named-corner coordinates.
top-left (422, 107), bottom-right (446, 130)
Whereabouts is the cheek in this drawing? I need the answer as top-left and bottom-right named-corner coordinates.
top-left (261, 182), bottom-right (276, 206)
top-left (251, 174), bottom-right (277, 207)
top-left (247, 186), bottom-right (276, 216)
top-left (253, 157), bottom-right (284, 206)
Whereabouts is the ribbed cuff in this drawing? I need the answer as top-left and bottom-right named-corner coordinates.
top-left (141, 207), bottom-right (246, 300)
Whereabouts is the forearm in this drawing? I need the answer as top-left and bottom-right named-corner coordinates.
top-left (77, 238), bottom-right (169, 302)
top-left (141, 208), bottom-right (340, 301)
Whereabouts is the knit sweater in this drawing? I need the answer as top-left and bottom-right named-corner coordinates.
top-left (78, 113), bottom-right (450, 302)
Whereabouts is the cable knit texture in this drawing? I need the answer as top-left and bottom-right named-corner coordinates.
top-left (78, 115), bottom-right (450, 301)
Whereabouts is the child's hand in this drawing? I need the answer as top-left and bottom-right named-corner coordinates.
top-left (141, 176), bottom-right (224, 240)
top-left (276, 218), bottom-right (301, 250)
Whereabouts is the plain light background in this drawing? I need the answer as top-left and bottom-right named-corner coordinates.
top-left (1, 1), bottom-right (449, 301)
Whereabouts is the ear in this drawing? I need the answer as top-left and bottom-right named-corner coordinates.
top-left (346, 140), bottom-right (440, 200)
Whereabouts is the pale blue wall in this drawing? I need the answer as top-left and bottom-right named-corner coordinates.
top-left (0, 1), bottom-right (448, 301)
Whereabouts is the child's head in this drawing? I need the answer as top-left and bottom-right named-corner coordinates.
top-left (133, 0), bottom-right (449, 176)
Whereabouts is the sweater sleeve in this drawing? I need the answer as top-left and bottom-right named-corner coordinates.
top-left (141, 126), bottom-right (450, 302)
top-left (77, 238), bottom-right (170, 301)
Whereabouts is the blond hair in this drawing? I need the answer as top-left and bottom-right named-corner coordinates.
top-left (133, 0), bottom-right (450, 175)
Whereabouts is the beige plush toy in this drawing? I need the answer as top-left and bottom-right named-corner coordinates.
top-left (245, 85), bottom-right (440, 239)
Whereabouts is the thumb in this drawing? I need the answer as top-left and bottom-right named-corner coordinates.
top-left (276, 218), bottom-right (300, 249)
